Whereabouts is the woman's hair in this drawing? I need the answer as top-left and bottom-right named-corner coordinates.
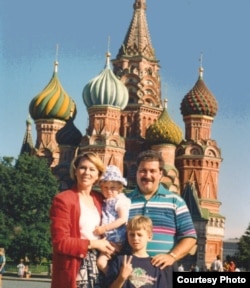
top-left (127, 215), bottom-right (153, 234)
top-left (0, 248), bottom-right (4, 254)
top-left (69, 152), bottom-right (105, 182)
top-left (136, 150), bottom-right (164, 171)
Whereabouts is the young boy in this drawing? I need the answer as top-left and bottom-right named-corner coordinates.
top-left (93, 165), bottom-right (131, 273)
top-left (105, 215), bottom-right (168, 288)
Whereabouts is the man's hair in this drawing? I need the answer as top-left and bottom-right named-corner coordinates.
top-left (127, 215), bottom-right (153, 234)
top-left (136, 150), bottom-right (164, 171)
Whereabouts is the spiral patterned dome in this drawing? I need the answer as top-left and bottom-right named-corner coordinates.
top-left (180, 67), bottom-right (218, 117)
top-left (29, 61), bottom-right (77, 121)
top-left (56, 118), bottom-right (82, 146)
top-left (146, 102), bottom-right (183, 145)
top-left (82, 52), bottom-right (129, 110)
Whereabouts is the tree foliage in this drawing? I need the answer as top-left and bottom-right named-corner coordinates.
top-left (238, 222), bottom-right (250, 270)
top-left (0, 157), bottom-right (15, 249)
top-left (0, 154), bottom-right (59, 262)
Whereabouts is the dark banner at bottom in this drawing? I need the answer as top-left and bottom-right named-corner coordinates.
top-left (173, 272), bottom-right (250, 288)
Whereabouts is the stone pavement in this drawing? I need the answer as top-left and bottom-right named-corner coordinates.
top-left (3, 275), bottom-right (51, 288)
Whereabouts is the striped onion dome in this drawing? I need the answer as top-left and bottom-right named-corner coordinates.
top-left (82, 52), bottom-right (129, 110)
top-left (146, 100), bottom-right (183, 145)
top-left (181, 67), bottom-right (218, 117)
top-left (29, 61), bottom-right (77, 121)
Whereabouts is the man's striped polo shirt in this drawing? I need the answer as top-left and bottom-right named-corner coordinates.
top-left (127, 184), bottom-right (197, 256)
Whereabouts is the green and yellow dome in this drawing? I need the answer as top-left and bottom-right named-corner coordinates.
top-left (29, 61), bottom-right (76, 121)
top-left (146, 102), bottom-right (183, 145)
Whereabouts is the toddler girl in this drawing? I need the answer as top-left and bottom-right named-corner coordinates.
top-left (94, 165), bottom-right (131, 273)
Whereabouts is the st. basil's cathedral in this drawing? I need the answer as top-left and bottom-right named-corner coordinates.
top-left (21, 0), bottom-right (224, 270)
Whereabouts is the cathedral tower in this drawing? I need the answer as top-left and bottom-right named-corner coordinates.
top-left (29, 61), bottom-right (77, 167)
top-left (146, 100), bottom-right (183, 193)
top-left (81, 52), bottom-right (129, 173)
top-left (112, 0), bottom-right (163, 185)
top-left (20, 115), bottom-right (34, 155)
top-left (176, 64), bottom-right (224, 266)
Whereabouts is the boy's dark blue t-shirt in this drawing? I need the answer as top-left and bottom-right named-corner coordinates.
top-left (105, 254), bottom-right (167, 287)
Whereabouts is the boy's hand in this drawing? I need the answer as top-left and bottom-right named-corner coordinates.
top-left (119, 255), bottom-right (133, 280)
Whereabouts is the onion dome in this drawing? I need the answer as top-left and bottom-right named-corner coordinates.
top-left (56, 118), bottom-right (82, 146)
top-left (180, 67), bottom-right (218, 117)
top-left (82, 52), bottom-right (129, 110)
top-left (29, 61), bottom-right (77, 121)
top-left (146, 100), bottom-right (183, 145)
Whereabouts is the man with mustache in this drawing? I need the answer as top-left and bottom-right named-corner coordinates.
top-left (127, 150), bottom-right (197, 288)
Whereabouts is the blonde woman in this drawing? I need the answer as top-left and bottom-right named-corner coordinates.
top-left (50, 153), bottom-right (115, 288)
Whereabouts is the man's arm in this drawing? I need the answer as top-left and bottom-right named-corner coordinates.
top-left (151, 237), bottom-right (197, 269)
top-left (169, 237), bottom-right (197, 260)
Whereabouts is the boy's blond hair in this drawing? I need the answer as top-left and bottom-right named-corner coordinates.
top-left (127, 215), bottom-right (153, 235)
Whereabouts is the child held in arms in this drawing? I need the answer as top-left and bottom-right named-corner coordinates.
top-left (94, 165), bottom-right (131, 273)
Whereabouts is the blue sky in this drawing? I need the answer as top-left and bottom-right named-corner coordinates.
top-left (1, 0), bottom-right (250, 239)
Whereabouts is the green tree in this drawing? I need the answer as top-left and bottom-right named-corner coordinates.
top-left (0, 157), bottom-right (15, 249)
top-left (238, 223), bottom-right (250, 270)
top-left (1, 154), bottom-right (59, 262)
top-left (0, 211), bottom-right (10, 248)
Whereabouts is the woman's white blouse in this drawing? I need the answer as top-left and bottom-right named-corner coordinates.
top-left (79, 200), bottom-right (101, 240)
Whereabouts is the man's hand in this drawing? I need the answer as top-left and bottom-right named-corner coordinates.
top-left (151, 253), bottom-right (175, 270)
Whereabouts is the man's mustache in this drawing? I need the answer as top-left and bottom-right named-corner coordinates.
top-left (141, 178), bottom-right (152, 182)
